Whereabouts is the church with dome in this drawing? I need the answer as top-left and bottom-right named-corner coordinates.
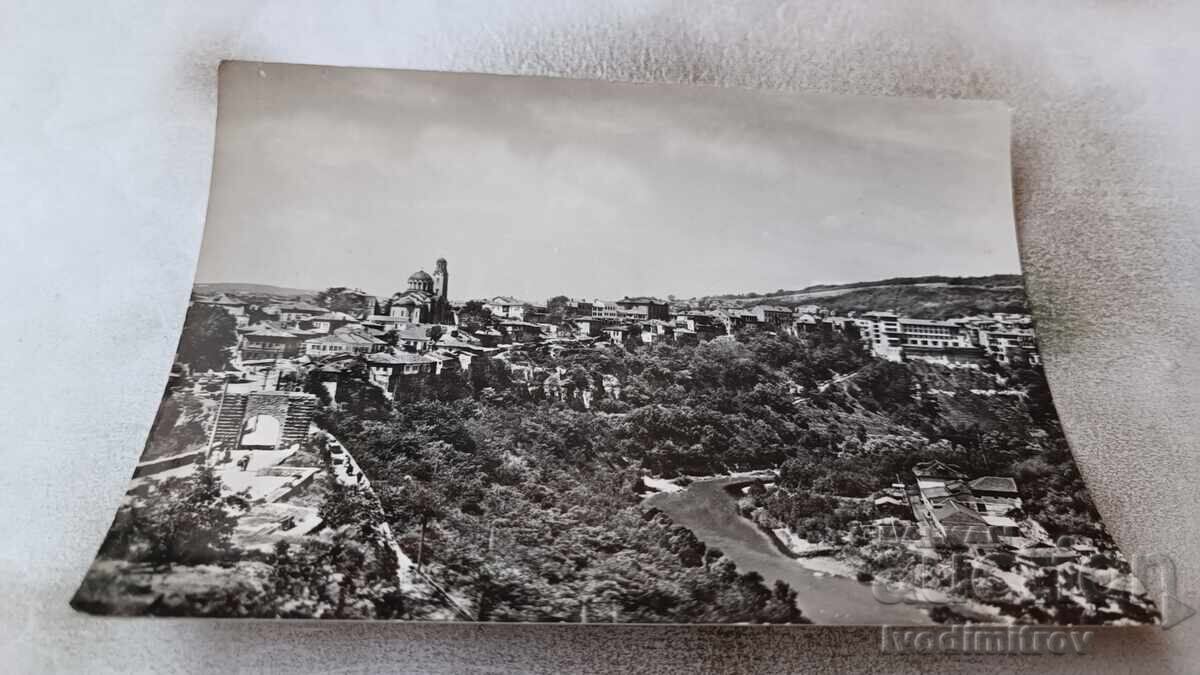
top-left (387, 257), bottom-right (451, 324)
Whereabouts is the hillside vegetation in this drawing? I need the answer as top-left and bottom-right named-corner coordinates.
top-left (309, 322), bottom-right (1111, 621)
top-left (698, 274), bottom-right (1028, 319)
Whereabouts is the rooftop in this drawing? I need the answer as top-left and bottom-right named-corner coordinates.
top-left (487, 296), bottom-right (525, 306)
top-left (196, 293), bottom-right (246, 306)
top-left (245, 327), bottom-right (301, 339)
top-left (277, 301), bottom-right (327, 313)
top-left (305, 331), bottom-right (385, 346)
top-left (367, 351), bottom-right (435, 365)
top-left (968, 476), bottom-right (1019, 494)
top-left (309, 311), bottom-right (359, 322)
top-left (912, 460), bottom-right (966, 479)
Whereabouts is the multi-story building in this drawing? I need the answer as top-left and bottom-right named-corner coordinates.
top-left (483, 296), bottom-right (528, 321)
top-left (855, 311), bottom-right (979, 365)
top-left (240, 327), bottom-right (305, 361)
top-left (573, 317), bottom-right (611, 337)
top-left (603, 324), bottom-right (638, 344)
top-left (857, 311), bottom-right (904, 361)
top-left (639, 320), bottom-right (675, 344)
top-left (794, 308), bottom-right (1041, 366)
top-left (303, 330), bottom-right (388, 357)
top-left (276, 301), bottom-right (328, 328)
top-left (591, 301), bottom-right (621, 320)
top-left (616, 297), bottom-right (670, 321)
top-left (747, 304), bottom-right (793, 328)
top-left (498, 320), bottom-right (543, 343)
top-left (300, 311), bottom-right (360, 334)
top-left (560, 298), bottom-right (594, 317)
top-left (963, 314), bottom-right (1040, 364)
top-left (793, 313), bottom-right (825, 334)
top-left (365, 351), bottom-right (438, 397)
top-left (673, 311), bottom-right (727, 341)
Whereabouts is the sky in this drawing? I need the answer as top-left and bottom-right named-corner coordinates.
top-left (196, 62), bottom-right (1020, 302)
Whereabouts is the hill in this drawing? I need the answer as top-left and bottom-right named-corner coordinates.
top-left (193, 282), bottom-right (318, 299)
top-left (700, 274), bottom-right (1028, 319)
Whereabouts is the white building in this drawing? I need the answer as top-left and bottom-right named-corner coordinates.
top-left (591, 300), bottom-right (620, 320)
top-left (483, 296), bottom-right (528, 321)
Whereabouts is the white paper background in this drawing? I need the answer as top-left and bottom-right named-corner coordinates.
top-left (3, 1), bottom-right (1199, 672)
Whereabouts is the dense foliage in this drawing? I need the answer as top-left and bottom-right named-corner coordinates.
top-left (176, 303), bottom-right (237, 371)
top-left (313, 325), bottom-right (1104, 621)
top-left (138, 390), bottom-right (209, 462)
top-left (81, 307), bottom-right (1117, 623)
top-left (323, 391), bottom-right (807, 622)
top-left (314, 286), bottom-right (375, 316)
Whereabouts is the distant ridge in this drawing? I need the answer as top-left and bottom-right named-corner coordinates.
top-left (704, 274), bottom-right (1023, 303)
top-left (193, 282), bottom-right (318, 298)
top-left (697, 274), bottom-right (1028, 320)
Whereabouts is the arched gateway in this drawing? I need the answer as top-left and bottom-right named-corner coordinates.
top-left (211, 390), bottom-right (317, 450)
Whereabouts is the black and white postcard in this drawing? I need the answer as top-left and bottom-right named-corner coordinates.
top-left (73, 62), bottom-right (1157, 625)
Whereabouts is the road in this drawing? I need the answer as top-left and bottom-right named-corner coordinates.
top-left (817, 367), bottom-right (865, 393)
top-left (646, 475), bottom-right (932, 625)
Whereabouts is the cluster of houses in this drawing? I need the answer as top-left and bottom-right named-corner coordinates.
top-left (872, 460), bottom-right (1091, 566)
top-left (822, 311), bottom-right (1041, 366)
top-left (190, 269), bottom-right (1043, 402)
top-left (551, 298), bottom-right (1041, 368)
top-left (188, 291), bottom-right (485, 400)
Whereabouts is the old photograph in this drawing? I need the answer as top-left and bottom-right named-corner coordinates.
top-left (73, 62), bottom-right (1157, 625)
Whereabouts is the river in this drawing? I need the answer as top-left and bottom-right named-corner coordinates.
top-left (645, 475), bottom-right (932, 625)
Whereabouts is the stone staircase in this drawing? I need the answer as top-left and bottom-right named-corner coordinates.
top-left (281, 394), bottom-right (317, 447)
top-left (210, 391), bottom-right (317, 450)
top-left (212, 394), bottom-right (248, 446)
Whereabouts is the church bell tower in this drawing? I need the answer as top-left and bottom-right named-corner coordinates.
top-left (433, 257), bottom-right (448, 302)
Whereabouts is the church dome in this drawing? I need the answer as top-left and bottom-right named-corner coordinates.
top-left (408, 270), bottom-right (433, 282)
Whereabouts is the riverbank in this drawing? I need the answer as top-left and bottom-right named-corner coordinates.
top-left (644, 474), bottom-right (932, 625)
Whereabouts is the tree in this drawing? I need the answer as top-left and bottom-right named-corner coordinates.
top-left (319, 473), bottom-right (384, 531)
top-left (458, 300), bottom-right (493, 333)
top-left (426, 325), bottom-right (445, 344)
top-left (110, 462), bottom-right (244, 565)
top-left (546, 295), bottom-right (570, 322)
top-left (314, 287), bottom-right (372, 316)
top-left (176, 303), bottom-right (236, 372)
top-left (377, 480), bottom-right (447, 571)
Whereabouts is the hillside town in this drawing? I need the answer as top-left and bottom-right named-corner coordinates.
top-left (195, 257), bottom-right (1044, 404)
top-left (200, 264), bottom-right (1057, 574)
top-left (73, 258), bottom-right (1156, 624)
